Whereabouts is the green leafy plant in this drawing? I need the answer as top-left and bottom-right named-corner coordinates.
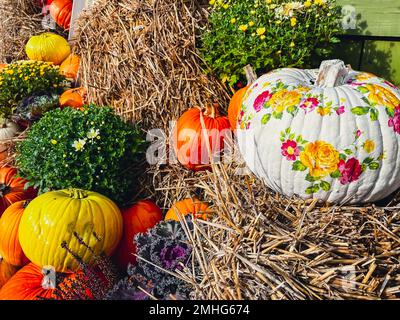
top-left (16, 105), bottom-right (145, 206)
top-left (201, 0), bottom-right (342, 86)
top-left (0, 60), bottom-right (67, 119)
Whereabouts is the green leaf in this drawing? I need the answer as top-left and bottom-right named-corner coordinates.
top-left (339, 153), bottom-right (347, 161)
top-left (292, 160), bottom-right (307, 171)
top-left (344, 149), bottom-right (353, 155)
top-left (362, 157), bottom-right (374, 165)
top-left (261, 113), bottom-right (271, 124)
top-left (305, 184), bottom-right (320, 195)
top-left (370, 108), bottom-right (379, 121)
top-left (369, 162), bottom-right (380, 170)
top-left (296, 135), bottom-right (303, 143)
top-left (305, 174), bottom-right (316, 182)
top-left (386, 107), bottom-right (395, 118)
top-left (351, 106), bottom-right (370, 116)
top-left (289, 133), bottom-right (295, 140)
top-left (273, 111), bottom-right (283, 119)
top-left (320, 181), bottom-right (331, 191)
top-left (287, 105), bottom-right (298, 115)
top-left (358, 86), bottom-right (369, 94)
top-left (330, 170), bottom-right (341, 178)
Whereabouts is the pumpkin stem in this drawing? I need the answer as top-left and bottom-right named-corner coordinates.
top-left (23, 200), bottom-right (31, 209)
top-left (203, 103), bottom-right (220, 118)
top-left (316, 59), bottom-right (350, 88)
top-left (68, 188), bottom-right (88, 199)
top-left (0, 183), bottom-right (10, 197)
top-left (244, 64), bottom-right (258, 85)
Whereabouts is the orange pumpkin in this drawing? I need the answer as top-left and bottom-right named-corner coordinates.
top-left (227, 65), bottom-right (257, 130)
top-left (0, 263), bottom-right (76, 300)
top-left (114, 200), bottom-right (162, 269)
top-left (59, 87), bottom-right (87, 109)
top-left (49, 0), bottom-right (73, 30)
top-left (0, 64), bottom-right (6, 70)
top-left (0, 167), bottom-right (37, 217)
top-left (0, 258), bottom-right (18, 289)
top-left (59, 54), bottom-right (80, 80)
top-left (165, 198), bottom-right (210, 221)
top-left (0, 200), bottom-right (31, 266)
top-left (173, 104), bottom-right (231, 171)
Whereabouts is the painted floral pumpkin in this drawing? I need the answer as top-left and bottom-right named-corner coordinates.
top-left (19, 189), bottom-right (123, 273)
top-left (25, 32), bottom-right (71, 65)
top-left (174, 104), bottom-right (231, 171)
top-left (113, 200), bottom-right (162, 269)
top-left (0, 167), bottom-right (36, 216)
top-left (0, 200), bottom-right (31, 267)
top-left (165, 198), bottom-right (210, 221)
top-left (237, 60), bottom-right (400, 204)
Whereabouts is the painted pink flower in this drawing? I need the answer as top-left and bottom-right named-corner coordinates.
top-left (238, 110), bottom-right (245, 124)
top-left (336, 106), bottom-right (345, 115)
top-left (246, 122), bottom-right (251, 129)
top-left (253, 90), bottom-right (272, 112)
top-left (300, 97), bottom-right (319, 113)
top-left (356, 129), bottom-right (362, 138)
top-left (281, 140), bottom-right (300, 161)
top-left (338, 158), bottom-right (362, 185)
top-left (388, 106), bottom-right (400, 134)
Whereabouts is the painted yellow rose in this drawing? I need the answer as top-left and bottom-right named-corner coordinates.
top-left (296, 86), bottom-right (311, 93)
top-left (363, 139), bottom-right (375, 153)
top-left (317, 106), bottom-right (331, 116)
top-left (365, 84), bottom-right (400, 110)
top-left (300, 141), bottom-right (340, 178)
top-left (268, 90), bottom-right (301, 113)
top-left (356, 72), bottom-right (375, 82)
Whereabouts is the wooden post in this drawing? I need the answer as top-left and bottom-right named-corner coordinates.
top-left (68, 0), bottom-right (94, 41)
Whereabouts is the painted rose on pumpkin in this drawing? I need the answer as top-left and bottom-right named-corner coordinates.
top-left (300, 97), bottom-right (319, 113)
top-left (299, 141), bottom-right (339, 178)
top-left (281, 140), bottom-right (300, 161)
top-left (268, 90), bottom-right (301, 113)
top-left (253, 90), bottom-right (272, 112)
top-left (338, 158), bottom-right (362, 185)
top-left (388, 106), bottom-right (400, 134)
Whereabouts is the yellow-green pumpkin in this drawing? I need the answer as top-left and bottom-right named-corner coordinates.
top-left (19, 189), bottom-right (123, 273)
top-left (25, 32), bottom-right (71, 65)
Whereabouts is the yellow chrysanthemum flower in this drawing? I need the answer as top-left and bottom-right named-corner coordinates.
top-left (256, 27), bottom-right (266, 35)
top-left (248, 21), bottom-right (255, 27)
top-left (239, 24), bottom-right (248, 31)
top-left (291, 17), bottom-right (297, 26)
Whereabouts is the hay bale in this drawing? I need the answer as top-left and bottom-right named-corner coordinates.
top-left (73, 0), bottom-right (229, 129)
top-left (0, 0), bottom-right (43, 62)
top-left (74, 0), bottom-right (400, 300)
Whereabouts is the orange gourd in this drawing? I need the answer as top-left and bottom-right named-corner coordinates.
top-left (165, 198), bottom-right (210, 221)
top-left (0, 259), bottom-right (18, 289)
top-left (173, 104), bottom-right (231, 171)
top-left (59, 54), bottom-right (80, 80)
top-left (0, 201), bottom-right (31, 266)
top-left (227, 65), bottom-right (258, 130)
top-left (59, 87), bottom-right (87, 109)
top-left (0, 167), bottom-right (37, 216)
top-left (49, 0), bottom-right (73, 30)
top-left (0, 263), bottom-right (75, 300)
top-left (114, 200), bottom-right (162, 269)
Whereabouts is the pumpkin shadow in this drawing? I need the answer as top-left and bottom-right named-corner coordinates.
top-left (328, 13), bottom-right (396, 84)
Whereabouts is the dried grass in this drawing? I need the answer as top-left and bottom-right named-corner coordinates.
top-left (0, 0), bottom-right (43, 63)
top-left (73, 0), bottom-right (229, 131)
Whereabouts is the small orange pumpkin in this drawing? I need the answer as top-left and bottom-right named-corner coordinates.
top-left (228, 65), bottom-right (257, 130)
top-left (0, 263), bottom-right (76, 300)
top-left (0, 167), bottom-right (37, 217)
top-left (173, 104), bottom-right (231, 171)
top-left (59, 87), bottom-right (87, 109)
top-left (165, 198), bottom-right (210, 221)
top-left (59, 54), bottom-right (80, 80)
top-left (0, 200), bottom-right (31, 266)
top-left (0, 258), bottom-right (18, 289)
top-left (49, 0), bottom-right (73, 30)
top-left (114, 200), bottom-right (162, 269)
